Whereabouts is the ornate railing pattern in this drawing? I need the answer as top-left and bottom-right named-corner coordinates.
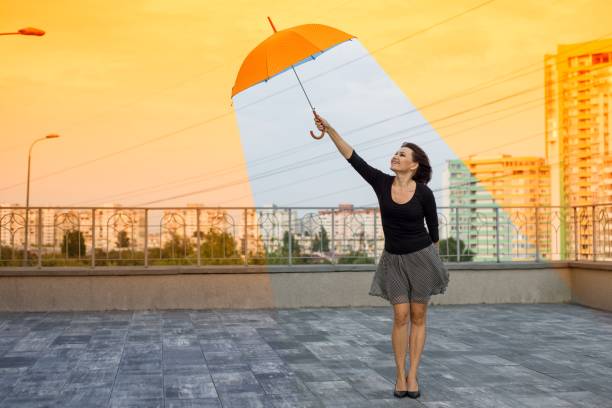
top-left (0, 205), bottom-right (606, 267)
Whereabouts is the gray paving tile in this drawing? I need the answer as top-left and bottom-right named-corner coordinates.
top-left (55, 386), bottom-right (112, 408)
top-left (257, 375), bottom-right (313, 396)
top-left (63, 368), bottom-right (117, 390)
top-left (118, 358), bottom-right (162, 374)
top-left (207, 362), bottom-right (251, 373)
top-left (10, 370), bottom-right (72, 397)
top-left (108, 397), bottom-right (163, 407)
top-left (217, 391), bottom-right (267, 408)
top-left (0, 356), bottom-right (38, 368)
top-left (288, 363), bottom-right (342, 382)
top-left (164, 374), bottom-right (216, 399)
top-left (210, 370), bottom-right (263, 393)
top-left (303, 380), bottom-right (367, 403)
top-left (0, 395), bottom-right (61, 408)
top-left (262, 393), bottom-right (325, 408)
top-left (111, 373), bottom-right (163, 400)
top-left (50, 335), bottom-right (91, 347)
top-left (321, 399), bottom-right (390, 408)
top-left (248, 360), bottom-right (291, 378)
top-left (555, 391), bottom-right (612, 408)
top-left (199, 339), bottom-right (238, 353)
top-left (165, 398), bottom-right (222, 407)
top-left (510, 395), bottom-right (574, 407)
top-left (0, 304), bottom-right (610, 408)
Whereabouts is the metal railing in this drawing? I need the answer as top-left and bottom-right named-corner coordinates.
top-left (0, 204), bottom-right (606, 268)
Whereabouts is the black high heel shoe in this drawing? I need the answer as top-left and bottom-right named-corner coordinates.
top-left (405, 375), bottom-right (421, 399)
top-left (393, 378), bottom-right (409, 398)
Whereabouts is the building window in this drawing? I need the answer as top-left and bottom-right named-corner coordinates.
top-left (593, 53), bottom-right (611, 65)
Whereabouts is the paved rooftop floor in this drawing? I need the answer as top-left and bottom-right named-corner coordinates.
top-left (0, 303), bottom-right (611, 408)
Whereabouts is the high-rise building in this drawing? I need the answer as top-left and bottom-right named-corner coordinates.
top-left (0, 203), bottom-right (55, 249)
top-left (158, 205), bottom-right (263, 260)
top-left (445, 155), bottom-right (550, 262)
top-left (257, 205), bottom-right (290, 254)
top-left (317, 204), bottom-right (381, 258)
top-left (0, 203), bottom-right (146, 258)
top-left (545, 39), bottom-right (612, 259)
top-left (95, 204), bottom-right (146, 252)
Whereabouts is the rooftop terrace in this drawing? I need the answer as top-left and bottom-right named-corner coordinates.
top-left (1, 303), bottom-right (611, 407)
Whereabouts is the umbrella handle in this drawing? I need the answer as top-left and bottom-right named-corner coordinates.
top-left (310, 129), bottom-right (325, 140)
top-left (310, 110), bottom-right (325, 140)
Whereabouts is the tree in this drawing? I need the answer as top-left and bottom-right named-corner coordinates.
top-left (357, 231), bottom-right (365, 252)
top-left (246, 234), bottom-right (267, 265)
top-left (162, 232), bottom-right (194, 259)
top-left (439, 237), bottom-right (475, 262)
top-left (116, 230), bottom-right (130, 249)
top-left (0, 244), bottom-right (18, 262)
top-left (265, 231), bottom-right (302, 264)
top-left (311, 226), bottom-right (330, 252)
top-left (61, 230), bottom-right (86, 257)
top-left (281, 231), bottom-right (301, 258)
top-left (200, 228), bottom-right (239, 260)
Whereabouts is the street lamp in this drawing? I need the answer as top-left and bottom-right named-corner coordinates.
top-left (23, 134), bottom-right (59, 266)
top-left (0, 27), bottom-right (45, 36)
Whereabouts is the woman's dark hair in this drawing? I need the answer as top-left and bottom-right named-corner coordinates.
top-left (401, 142), bottom-right (432, 185)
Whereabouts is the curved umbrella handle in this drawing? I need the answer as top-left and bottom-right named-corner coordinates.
top-left (310, 129), bottom-right (325, 140)
top-left (310, 110), bottom-right (325, 140)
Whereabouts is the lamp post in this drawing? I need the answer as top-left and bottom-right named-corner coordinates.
top-left (0, 27), bottom-right (45, 36)
top-left (23, 134), bottom-right (59, 266)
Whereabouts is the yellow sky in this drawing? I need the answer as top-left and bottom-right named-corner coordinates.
top-left (1, 0), bottom-right (610, 206)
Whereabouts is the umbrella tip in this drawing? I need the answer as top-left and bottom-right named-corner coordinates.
top-left (267, 16), bottom-right (277, 33)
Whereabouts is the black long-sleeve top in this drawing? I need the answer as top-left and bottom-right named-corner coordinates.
top-left (347, 149), bottom-right (439, 254)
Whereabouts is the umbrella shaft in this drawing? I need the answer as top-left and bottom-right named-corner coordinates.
top-left (291, 66), bottom-right (315, 112)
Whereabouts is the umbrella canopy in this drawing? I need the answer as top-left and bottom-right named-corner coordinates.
top-left (231, 22), bottom-right (355, 97)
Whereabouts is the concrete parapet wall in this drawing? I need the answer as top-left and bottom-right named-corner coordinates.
top-left (568, 262), bottom-right (612, 312)
top-left (0, 262), bottom-right (585, 311)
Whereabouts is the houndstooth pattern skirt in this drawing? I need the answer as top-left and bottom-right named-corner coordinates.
top-left (369, 243), bottom-right (450, 304)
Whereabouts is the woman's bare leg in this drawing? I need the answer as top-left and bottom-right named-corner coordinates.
top-left (407, 302), bottom-right (428, 391)
top-left (391, 303), bottom-right (410, 390)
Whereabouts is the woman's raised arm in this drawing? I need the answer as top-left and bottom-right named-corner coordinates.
top-left (314, 113), bottom-right (353, 159)
top-left (315, 113), bottom-right (386, 189)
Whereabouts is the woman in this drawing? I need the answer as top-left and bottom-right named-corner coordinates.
top-left (314, 113), bottom-right (449, 399)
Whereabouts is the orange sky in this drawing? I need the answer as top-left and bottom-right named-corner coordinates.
top-left (1, 0), bottom-right (611, 207)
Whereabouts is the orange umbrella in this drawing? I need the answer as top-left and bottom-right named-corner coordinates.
top-left (232, 18), bottom-right (355, 139)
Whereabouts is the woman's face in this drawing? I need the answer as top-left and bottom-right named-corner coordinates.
top-left (390, 147), bottom-right (418, 174)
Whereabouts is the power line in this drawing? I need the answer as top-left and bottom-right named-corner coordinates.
top-left (115, 34), bottom-right (612, 203)
top-left (305, 135), bottom-right (578, 208)
top-left (0, 111), bottom-right (232, 193)
top-left (198, 99), bottom-right (545, 206)
top-left (136, 95), bottom-right (544, 206)
top-left (122, 54), bottom-right (612, 205)
top-left (74, 36), bottom-right (612, 204)
top-left (286, 128), bottom-right (547, 207)
top-left (134, 96), bottom-right (543, 204)
top-left (73, 85), bottom-right (542, 205)
top-left (0, 1), bottom-right (358, 156)
top-left (0, 0), bottom-right (499, 194)
top-left (221, 102), bottom-right (545, 206)
top-left (284, 93), bottom-right (612, 206)
top-left (8, 5), bottom-right (608, 206)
